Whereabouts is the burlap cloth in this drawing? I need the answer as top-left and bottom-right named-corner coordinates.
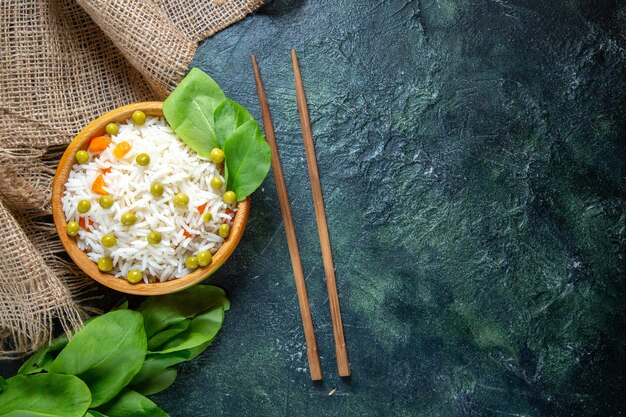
top-left (0, 0), bottom-right (263, 358)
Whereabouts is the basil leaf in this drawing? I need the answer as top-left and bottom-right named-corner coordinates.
top-left (224, 119), bottom-right (272, 200)
top-left (139, 285), bottom-right (228, 338)
top-left (18, 333), bottom-right (68, 375)
top-left (163, 68), bottom-right (226, 158)
top-left (0, 374), bottom-right (91, 417)
top-left (132, 368), bottom-right (177, 396)
top-left (85, 412), bottom-right (108, 417)
top-left (49, 310), bottom-right (147, 407)
top-left (0, 376), bottom-right (6, 392)
top-left (94, 389), bottom-right (169, 417)
top-left (214, 98), bottom-right (253, 147)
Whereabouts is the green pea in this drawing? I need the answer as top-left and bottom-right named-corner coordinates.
top-left (105, 122), bottom-right (119, 136)
top-left (173, 193), bottom-right (189, 208)
top-left (222, 191), bottom-right (237, 205)
top-left (135, 153), bottom-right (150, 166)
top-left (210, 176), bottom-right (223, 188)
top-left (202, 212), bottom-right (212, 223)
top-left (77, 200), bottom-right (91, 213)
top-left (75, 150), bottom-right (89, 164)
top-left (121, 212), bottom-right (137, 226)
top-left (150, 183), bottom-right (164, 197)
top-left (132, 110), bottom-right (146, 126)
top-left (218, 223), bottom-right (230, 238)
top-left (147, 231), bottom-right (162, 244)
top-left (97, 256), bottom-right (113, 272)
top-left (127, 270), bottom-right (143, 284)
top-left (185, 256), bottom-right (199, 270)
top-left (99, 195), bottom-right (114, 209)
top-left (66, 221), bottom-right (79, 236)
top-left (209, 148), bottom-right (225, 163)
top-left (101, 234), bottom-right (116, 248)
top-left (197, 251), bottom-right (212, 267)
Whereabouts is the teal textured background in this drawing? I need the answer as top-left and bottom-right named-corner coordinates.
top-left (3, 0), bottom-right (625, 416)
top-left (154, 0), bottom-right (625, 415)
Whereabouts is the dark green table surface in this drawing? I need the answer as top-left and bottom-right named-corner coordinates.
top-left (3, 0), bottom-right (625, 416)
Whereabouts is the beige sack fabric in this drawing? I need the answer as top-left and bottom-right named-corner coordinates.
top-left (0, 0), bottom-right (263, 358)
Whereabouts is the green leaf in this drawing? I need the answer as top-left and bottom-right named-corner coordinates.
top-left (147, 319), bottom-right (192, 351)
top-left (0, 376), bottom-right (6, 392)
top-left (84, 412), bottom-right (108, 417)
top-left (129, 351), bottom-right (190, 385)
top-left (48, 310), bottom-right (147, 407)
top-left (111, 299), bottom-right (129, 311)
top-left (163, 68), bottom-right (270, 199)
top-left (224, 119), bottom-right (272, 200)
top-left (158, 307), bottom-right (225, 354)
top-left (131, 368), bottom-right (177, 396)
top-left (18, 334), bottom-right (68, 376)
top-left (130, 307), bottom-right (224, 386)
top-left (139, 285), bottom-right (228, 338)
top-left (163, 68), bottom-right (226, 158)
top-left (214, 99), bottom-right (253, 147)
top-left (131, 305), bottom-right (224, 390)
top-left (94, 390), bottom-right (169, 417)
top-left (127, 286), bottom-right (229, 387)
top-left (0, 374), bottom-right (91, 417)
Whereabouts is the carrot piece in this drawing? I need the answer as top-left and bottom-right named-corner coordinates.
top-left (183, 228), bottom-right (192, 238)
top-left (102, 167), bottom-right (111, 174)
top-left (197, 203), bottom-right (207, 213)
top-left (88, 136), bottom-right (112, 153)
top-left (79, 217), bottom-right (93, 230)
top-left (92, 174), bottom-right (107, 195)
top-left (112, 141), bottom-right (131, 158)
top-left (225, 208), bottom-right (235, 217)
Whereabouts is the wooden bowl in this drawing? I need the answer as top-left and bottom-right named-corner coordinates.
top-left (51, 102), bottom-right (250, 295)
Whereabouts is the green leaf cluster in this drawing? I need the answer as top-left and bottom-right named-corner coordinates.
top-left (163, 68), bottom-right (271, 201)
top-left (1, 285), bottom-right (229, 417)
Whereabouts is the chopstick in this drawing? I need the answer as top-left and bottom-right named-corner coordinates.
top-left (291, 49), bottom-right (351, 377)
top-left (251, 55), bottom-right (323, 381)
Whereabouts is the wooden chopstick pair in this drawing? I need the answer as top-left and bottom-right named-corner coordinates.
top-left (251, 51), bottom-right (350, 380)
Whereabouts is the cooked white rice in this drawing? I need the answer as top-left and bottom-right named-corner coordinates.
top-left (62, 116), bottom-right (235, 282)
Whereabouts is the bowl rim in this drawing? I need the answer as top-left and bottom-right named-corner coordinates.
top-left (51, 101), bottom-right (250, 296)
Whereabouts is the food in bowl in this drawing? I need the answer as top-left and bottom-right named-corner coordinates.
top-left (60, 68), bottom-right (271, 284)
top-left (62, 114), bottom-right (235, 282)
